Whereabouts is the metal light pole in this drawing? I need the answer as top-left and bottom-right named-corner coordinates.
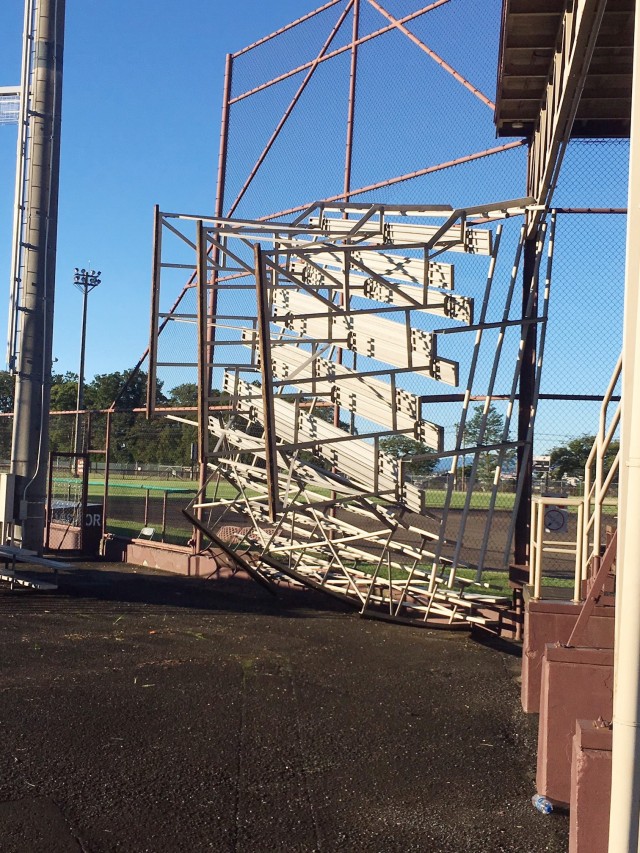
top-left (10, 0), bottom-right (66, 553)
top-left (73, 268), bottom-right (101, 457)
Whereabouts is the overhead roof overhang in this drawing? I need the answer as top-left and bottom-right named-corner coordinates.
top-left (495, 0), bottom-right (634, 138)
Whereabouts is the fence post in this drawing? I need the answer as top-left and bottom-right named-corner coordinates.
top-left (514, 233), bottom-right (539, 565)
top-left (162, 490), bottom-right (168, 541)
top-left (102, 410), bottom-right (112, 550)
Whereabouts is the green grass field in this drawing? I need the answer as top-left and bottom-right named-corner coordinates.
top-left (54, 476), bottom-right (618, 517)
top-left (104, 515), bottom-right (575, 594)
top-left (52, 477), bottom-right (593, 587)
top-left (53, 476), bottom-right (198, 496)
top-left (344, 564), bottom-right (573, 596)
top-left (106, 519), bottom-right (193, 545)
top-left (55, 476), bottom-right (518, 506)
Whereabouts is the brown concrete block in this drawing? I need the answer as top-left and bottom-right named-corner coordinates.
top-left (569, 720), bottom-right (612, 853)
top-left (103, 537), bottom-right (233, 578)
top-left (522, 600), bottom-right (614, 714)
top-left (537, 645), bottom-right (613, 804)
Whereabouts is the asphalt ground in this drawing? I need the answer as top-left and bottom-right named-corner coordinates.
top-left (0, 563), bottom-right (568, 853)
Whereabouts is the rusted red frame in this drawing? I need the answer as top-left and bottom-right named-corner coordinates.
top-left (253, 244), bottom-right (280, 522)
top-left (230, 0), bottom-right (451, 105)
top-left (260, 140), bottom-right (527, 221)
top-left (333, 0), bottom-right (361, 431)
top-left (566, 528), bottom-right (617, 648)
top-left (146, 204), bottom-right (163, 415)
top-left (227, 0), bottom-right (356, 217)
top-left (232, 0), bottom-right (346, 58)
top-left (142, 0), bottom-right (512, 410)
top-left (366, 0), bottom-right (495, 110)
top-left (194, 52), bottom-right (234, 549)
top-left (225, 0), bottom-right (502, 227)
top-left (196, 221), bottom-right (209, 472)
top-left (343, 0), bottom-right (359, 203)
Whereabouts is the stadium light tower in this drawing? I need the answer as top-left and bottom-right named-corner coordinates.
top-left (73, 268), bottom-right (101, 456)
top-left (9, 0), bottom-right (66, 552)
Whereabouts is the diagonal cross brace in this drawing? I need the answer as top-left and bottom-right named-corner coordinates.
top-left (566, 528), bottom-right (617, 648)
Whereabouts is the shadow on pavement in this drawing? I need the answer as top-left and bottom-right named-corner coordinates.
top-left (4, 561), bottom-right (355, 621)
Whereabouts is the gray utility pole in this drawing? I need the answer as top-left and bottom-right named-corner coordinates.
top-left (10, 0), bottom-right (66, 552)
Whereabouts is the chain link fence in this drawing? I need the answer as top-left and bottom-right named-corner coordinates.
top-left (536, 140), bottom-right (628, 565)
top-left (145, 1), bottom-right (628, 575)
top-left (0, 410), bottom-right (199, 548)
top-left (104, 412), bottom-right (198, 545)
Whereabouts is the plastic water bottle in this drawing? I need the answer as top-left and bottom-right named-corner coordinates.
top-left (531, 794), bottom-right (553, 814)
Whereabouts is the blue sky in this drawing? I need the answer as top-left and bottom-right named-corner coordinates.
top-left (0, 1), bottom-right (628, 454)
top-left (0, 0), bottom-right (523, 393)
top-left (0, 0), bottom-right (322, 380)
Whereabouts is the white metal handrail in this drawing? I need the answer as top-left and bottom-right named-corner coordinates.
top-left (530, 495), bottom-right (584, 601)
top-left (581, 353), bottom-right (621, 588)
top-left (528, 354), bottom-right (621, 600)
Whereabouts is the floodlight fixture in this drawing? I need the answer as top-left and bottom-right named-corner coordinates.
top-left (73, 264), bottom-right (103, 456)
top-left (74, 267), bottom-right (101, 291)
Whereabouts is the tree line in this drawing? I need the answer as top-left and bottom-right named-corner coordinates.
top-left (0, 369), bottom-right (204, 467)
top-left (0, 371), bottom-right (612, 478)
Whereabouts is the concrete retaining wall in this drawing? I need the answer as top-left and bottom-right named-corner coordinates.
top-left (102, 536), bottom-right (242, 580)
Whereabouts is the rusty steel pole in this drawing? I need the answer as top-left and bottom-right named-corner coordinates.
top-left (335, 0), bottom-right (360, 433)
top-left (514, 233), bottom-right (538, 566)
top-left (195, 53), bottom-right (233, 553)
top-left (227, 0), bottom-right (355, 217)
top-left (101, 409), bottom-right (112, 550)
top-left (11, 0), bottom-right (66, 552)
top-left (343, 0), bottom-right (359, 206)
